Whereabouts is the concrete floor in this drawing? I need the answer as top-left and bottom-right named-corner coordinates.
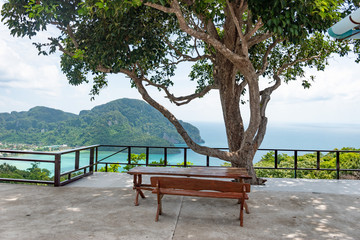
top-left (1, 173), bottom-right (359, 240)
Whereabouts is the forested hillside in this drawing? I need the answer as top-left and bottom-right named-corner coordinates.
top-left (0, 98), bottom-right (204, 147)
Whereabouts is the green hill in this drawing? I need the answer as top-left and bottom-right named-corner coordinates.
top-left (0, 98), bottom-right (204, 147)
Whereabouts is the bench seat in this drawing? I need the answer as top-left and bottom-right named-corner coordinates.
top-left (150, 176), bottom-right (251, 227)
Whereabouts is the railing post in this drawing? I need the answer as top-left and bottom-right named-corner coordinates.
top-left (274, 150), bottom-right (278, 169)
top-left (95, 146), bottom-right (98, 172)
top-left (89, 147), bottom-right (94, 173)
top-left (75, 150), bottom-right (80, 170)
top-left (146, 147), bottom-right (149, 166)
top-left (164, 147), bottom-right (168, 166)
top-left (316, 151), bottom-right (320, 170)
top-left (128, 147), bottom-right (131, 165)
top-left (54, 154), bottom-right (61, 187)
top-left (294, 151), bottom-right (298, 179)
top-left (336, 151), bottom-right (340, 179)
top-left (206, 155), bottom-right (210, 167)
top-left (184, 148), bottom-right (187, 167)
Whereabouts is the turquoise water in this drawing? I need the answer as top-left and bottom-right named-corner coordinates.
top-left (2, 121), bottom-right (360, 176)
top-left (0, 149), bottom-right (225, 176)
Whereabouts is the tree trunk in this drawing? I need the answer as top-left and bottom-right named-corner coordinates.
top-left (215, 54), bottom-right (265, 184)
top-left (231, 145), bottom-right (265, 185)
top-left (216, 56), bottom-right (243, 152)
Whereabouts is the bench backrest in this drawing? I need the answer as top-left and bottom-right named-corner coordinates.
top-left (150, 177), bottom-right (250, 193)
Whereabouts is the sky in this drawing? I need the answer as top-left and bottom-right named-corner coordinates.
top-left (1, 2), bottom-right (360, 126)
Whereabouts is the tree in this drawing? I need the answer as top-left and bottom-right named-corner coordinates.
top-left (2, 0), bottom-right (359, 184)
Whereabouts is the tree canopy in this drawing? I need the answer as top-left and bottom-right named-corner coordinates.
top-left (2, 0), bottom-right (360, 183)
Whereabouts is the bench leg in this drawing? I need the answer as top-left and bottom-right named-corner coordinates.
top-left (244, 201), bottom-right (250, 214)
top-left (134, 189), bottom-right (147, 206)
top-left (133, 174), bottom-right (146, 206)
top-left (155, 205), bottom-right (160, 222)
top-left (237, 199), bottom-right (250, 214)
top-left (155, 193), bottom-right (163, 222)
top-left (239, 198), bottom-right (245, 227)
top-left (139, 189), bottom-right (146, 199)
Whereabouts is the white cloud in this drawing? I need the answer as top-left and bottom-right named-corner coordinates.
top-left (265, 55), bottom-right (360, 124)
top-left (0, 22), bottom-right (64, 96)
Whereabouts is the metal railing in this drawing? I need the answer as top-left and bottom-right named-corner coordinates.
top-left (0, 145), bottom-right (99, 186)
top-left (94, 145), bottom-right (229, 170)
top-left (1, 145), bottom-right (359, 186)
top-left (255, 148), bottom-right (360, 179)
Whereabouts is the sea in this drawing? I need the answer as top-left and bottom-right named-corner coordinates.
top-left (2, 122), bottom-right (360, 176)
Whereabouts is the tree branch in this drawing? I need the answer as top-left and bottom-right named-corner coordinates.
top-left (260, 74), bottom-right (281, 97)
top-left (256, 38), bottom-right (283, 77)
top-left (143, 0), bottom-right (248, 68)
top-left (141, 75), bottom-right (217, 106)
top-left (254, 49), bottom-right (324, 147)
top-left (164, 37), bottom-right (213, 63)
top-left (253, 74), bottom-right (281, 147)
top-left (66, 24), bottom-right (79, 49)
top-left (237, 78), bottom-right (248, 95)
top-left (247, 32), bottom-right (273, 48)
top-left (96, 65), bottom-right (111, 73)
top-left (51, 38), bottom-right (74, 57)
top-left (162, 0), bottom-right (247, 66)
top-left (277, 53), bottom-right (322, 75)
top-left (143, 2), bottom-right (176, 14)
top-left (226, 0), bottom-right (244, 44)
top-left (245, 19), bottom-right (264, 40)
top-left (166, 85), bottom-right (217, 106)
top-left (121, 68), bottom-right (231, 160)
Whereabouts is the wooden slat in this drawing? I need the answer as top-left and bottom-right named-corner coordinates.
top-left (152, 188), bottom-right (249, 199)
top-left (150, 177), bottom-right (251, 193)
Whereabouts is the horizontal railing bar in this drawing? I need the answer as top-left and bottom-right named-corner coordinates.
top-left (97, 147), bottom-right (128, 162)
top-left (339, 169), bottom-right (360, 172)
top-left (96, 162), bottom-right (360, 171)
top-left (98, 144), bottom-right (228, 150)
top-left (60, 165), bottom-right (91, 177)
top-left (258, 148), bottom-right (360, 153)
top-left (297, 168), bottom-right (336, 171)
top-left (57, 145), bottom-right (100, 155)
top-left (0, 149), bottom-right (57, 155)
top-left (96, 162), bottom-right (129, 165)
top-left (98, 145), bottom-right (360, 153)
top-left (60, 172), bottom-right (93, 186)
top-left (254, 167), bottom-right (336, 170)
top-left (95, 162), bottom-right (229, 168)
top-left (0, 178), bottom-right (53, 185)
top-left (255, 167), bottom-right (360, 171)
top-left (0, 157), bottom-right (54, 163)
top-left (254, 167), bottom-right (294, 170)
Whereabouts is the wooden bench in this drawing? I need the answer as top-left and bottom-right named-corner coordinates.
top-left (150, 176), bottom-right (251, 227)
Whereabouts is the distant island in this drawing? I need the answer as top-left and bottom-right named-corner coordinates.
top-left (0, 98), bottom-right (204, 147)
